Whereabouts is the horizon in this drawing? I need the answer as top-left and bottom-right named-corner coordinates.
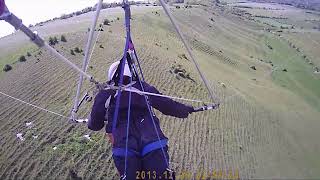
top-left (0, 0), bottom-right (128, 38)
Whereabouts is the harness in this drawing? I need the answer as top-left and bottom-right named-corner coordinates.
top-left (105, 82), bottom-right (169, 157)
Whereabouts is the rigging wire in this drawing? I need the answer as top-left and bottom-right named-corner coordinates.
top-left (106, 85), bottom-right (213, 104)
top-left (87, 30), bottom-right (102, 71)
top-left (158, 0), bottom-right (220, 104)
top-left (0, 91), bottom-right (70, 120)
top-left (128, 45), bottom-right (170, 167)
top-left (0, 84), bottom-right (219, 125)
top-left (124, 76), bottom-right (133, 178)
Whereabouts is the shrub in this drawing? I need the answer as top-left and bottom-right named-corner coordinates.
top-left (49, 37), bottom-right (55, 45)
top-left (103, 18), bottom-right (110, 25)
top-left (117, 17), bottom-right (120, 20)
top-left (99, 44), bottom-right (104, 48)
top-left (74, 47), bottom-right (82, 53)
top-left (70, 49), bottom-right (75, 55)
top-left (175, 6), bottom-right (180, 9)
top-left (61, 35), bottom-right (67, 42)
top-left (53, 37), bottom-right (58, 44)
top-left (3, 64), bottom-right (12, 72)
top-left (178, 54), bottom-right (188, 60)
top-left (75, 11), bottom-right (82, 16)
top-left (19, 55), bottom-right (26, 62)
top-left (49, 36), bottom-right (59, 46)
top-left (27, 52), bottom-right (32, 57)
top-left (250, 66), bottom-right (256, 70)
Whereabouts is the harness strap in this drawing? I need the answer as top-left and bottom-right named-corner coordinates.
top-left (112, 148), bottom-right (140, 157)
top-left (112, 139), bottom-right (168, 157)
top-left (142, 139), bottom-right (168, 156)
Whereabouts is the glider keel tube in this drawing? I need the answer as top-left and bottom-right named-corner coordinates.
top-left (2, 13), bottom-right (45, 47)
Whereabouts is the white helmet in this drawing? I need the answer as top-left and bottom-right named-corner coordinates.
top-left (108, 60), bottom-right (132, 81)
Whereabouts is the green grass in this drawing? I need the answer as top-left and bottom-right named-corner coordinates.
top-left (56, 132), bottom-right (96, 157)
top-left (265, 35), bottom-right (320, 111)
top-left (0, 44), bottom-right (36, 75)
top-left (255, 17), bottom-right (291, 28)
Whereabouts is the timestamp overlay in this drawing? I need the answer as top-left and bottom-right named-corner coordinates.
top-left (178, 169), bottom-right (240, 180)
top-left (136, 169), bottom-right (239, 179)
top-left (136, 170), bottom-right (175, 179)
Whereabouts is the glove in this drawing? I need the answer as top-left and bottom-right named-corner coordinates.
top-left (187, 105), bottom-right (195, 114)
top-left (193, 103), bottom-right (220, 112)
top-left (212, 103), bottom-right (220, 109)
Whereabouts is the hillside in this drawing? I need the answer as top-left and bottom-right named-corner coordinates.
top-left (0, 1), bottom-right (320, 179)
top-left (249, 0), bottom-right (320, 11)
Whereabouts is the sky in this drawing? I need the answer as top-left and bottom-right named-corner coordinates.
top-left (0, 0), bottom-right (122, 38)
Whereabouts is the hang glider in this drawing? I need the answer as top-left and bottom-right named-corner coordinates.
top-left (0, 0), bottom-right (221, 178)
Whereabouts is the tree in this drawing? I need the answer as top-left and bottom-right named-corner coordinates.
top-left (3, 64), bottom-right (12, 72)
top-left (61, 35), bottom-right (67, 42)
top-left (49, 37), bottom-right (55, 46)
top-left (53, 36), bottom-right (59, 44)
top-left (19, 55), bottom-right (26, 62)
top-left (49, 36), bottom-right (59, 46)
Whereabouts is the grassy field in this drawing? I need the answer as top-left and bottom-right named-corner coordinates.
top-left (0, 1), bottom-right (320, 179)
